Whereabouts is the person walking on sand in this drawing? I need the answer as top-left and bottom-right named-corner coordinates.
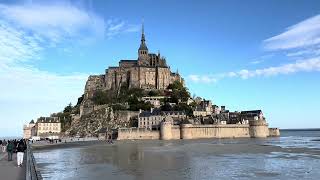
top-left (13, 139), bottom-right (17, 153)
top-left (0, 139), bottom-right (2, 153)
top-left (2, 139), bottom-right (7, 153)
top-left (16, 140), bottom-right (25, 167)
top-left (7, 140), bottom-right (14, 161)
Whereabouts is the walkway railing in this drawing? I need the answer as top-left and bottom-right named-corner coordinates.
top-left (26, 143), bottom-right (42, 180)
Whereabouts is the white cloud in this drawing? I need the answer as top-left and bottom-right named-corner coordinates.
top-left (0, 19), bottom-right (42, 65)
top-left (240, 58), bottom-right (320, 78)
top-left (0, 3), bottom-right (140, 46)
top-left (0, 65), bottom-right (88, 102)
top-left (264, 14), bottom-right (320, 50)
top-left (0, 2), bottom-right (99, 136)
top-left (188, 57), bottom-right (320, 83)
top-left (188, 75), bottom-right (200, 82)
top-left (105, 19), bottom-right (140, 38)
top-left (189, 14), bottom-right (320, 84)
top-left (250, 59), bottom-right (265, 65)
top-left (188, 74), bottom-right (218, 84)
top-left (286, 48), bottom-right (320, 57)
top-left (0, 3), bottom-right (106, 45)
top-left (250, 54), bottom-right (275, 65)
top-left (0, 2), bottom-right (141, 136)
top-left (0, 16), bottom-right (88, 136)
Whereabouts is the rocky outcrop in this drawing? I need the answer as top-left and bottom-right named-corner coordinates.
top-left (67, 106), bottom-right (139, 137)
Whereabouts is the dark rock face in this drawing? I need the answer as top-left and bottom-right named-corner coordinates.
top-left (67, 107), bottom-right (138, 137)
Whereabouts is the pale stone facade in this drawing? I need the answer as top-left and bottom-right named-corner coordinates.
top-left (193, 110), bottom-right (212, 117)
top-left (193, 100), bottom-right (213, 117)
top-left (118, 119), bottom-right (279, 140)
top-left (81, 25), bottom-right (184, 105)
top-left (36, 117), bottom-right (61, 136)
top-left (138, 109), bottom-right (186, 129)
top-left (141, 96), bottom-right (166, 108)
top-left (23, 121), bottom-right (36, 139)
top-left (80, 25), bottom-right (184, 116)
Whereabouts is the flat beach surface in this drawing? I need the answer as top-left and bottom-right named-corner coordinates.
top-left (0, 153), bottom-right (26, 180)
top-left (33, 130), bottom-right (320, 180)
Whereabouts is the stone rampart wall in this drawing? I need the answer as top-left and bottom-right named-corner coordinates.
top-left (117, 123), bottom-right (279, 140)
top-left (171, 125), bottom-right (181, 139)
top-left (268, 128), bottom-right (280, 137)
top-left (117, 128), bottom-right (160, 140)
top-left (249, 120), bottom-right (269, 138)
top-left (181, 124), bottom-right (250, 139)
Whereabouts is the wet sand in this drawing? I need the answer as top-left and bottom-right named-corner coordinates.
top-left (33, 138), bottom-right (320, 180)
top-left (33, 138), bottom-right (320, 156)
top-left (32, 140), bottom-right (104, 151)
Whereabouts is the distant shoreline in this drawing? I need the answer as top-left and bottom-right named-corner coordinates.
top-left (2, 128), bottom-right (319, 140)
top-left (0, 136), bottom-right (22, 140)
top-left (31, 140), bottom-right (105, 151)
top-left (281, 128), bottom-right (320, 131)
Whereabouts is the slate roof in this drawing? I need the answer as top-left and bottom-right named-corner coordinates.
top-left (120, 60), bottom-right (137, 63)
top-left (37, 117), bottom-right (60, 123)
top-left (240, 110), bottom-right (262, 115)
top-left (139, 109), bottom-right (186, 117)
top-left (139, 44), bottom-right (148, 50)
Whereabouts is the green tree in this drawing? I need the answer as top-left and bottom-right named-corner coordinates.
top-left (167, 81), bottom-right (190, 103)
top-left (148, 90), bottom-right (160, 96)
top-left (167, 80), bottom-right (184, 90)
top-left (112, 104), bottom-right (127, 111)
top-left (160, 103), bottom-right (174, 111)
top-left (92, 90), bottom-right (115, 105)
top-left (129, 101), bottom-right (153, 111)
top-left (63, 103), bottom-right (73, 113)
top-left (174, 103), bottom-right (193, 117)
top-left (76, 95), bottom-right (84, 106)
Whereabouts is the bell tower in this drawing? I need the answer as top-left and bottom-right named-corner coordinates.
top-left (138, 22), bottom-right (149, 65)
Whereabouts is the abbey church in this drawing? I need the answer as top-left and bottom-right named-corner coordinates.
top-left (83, 25), bottom-right (184, 100)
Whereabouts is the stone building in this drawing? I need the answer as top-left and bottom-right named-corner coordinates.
top-left (229, 111), bottom-right (241, 124)
top-left (23, 120), bottom-right (36, 139)
top-left (213, 105), bottom-right (221, 114)
top-left (80, 24), bottom-right (184, 116)
top-left (138, 109), bottom-right (186, 129)
top-left (240, 110), bottom-right (264, 121)
top-left (193, 100), bottom-right (213, 117)
top-left (36, 117), bottom-right (61, 137)
top-left (82, 24), bottom-right (183, 99)
top-left (141, 96), bottom-right (166, 108)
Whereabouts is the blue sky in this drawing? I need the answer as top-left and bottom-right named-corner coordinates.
top-left (1, 0), bottom-right (320, 137)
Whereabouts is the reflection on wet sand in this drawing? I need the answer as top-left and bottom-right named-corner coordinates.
top-left (34, 138), bottom-right (320, 180)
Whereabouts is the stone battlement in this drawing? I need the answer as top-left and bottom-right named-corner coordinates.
top-left (249, 119), bottom-right (268, 126)
top-left (117, 121), bottom-right (280, 140)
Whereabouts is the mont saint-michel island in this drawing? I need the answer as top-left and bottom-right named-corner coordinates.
top-left (2, 1), bottom-right (320, 180)
top-left (23, 26), bottom-right (280, 141)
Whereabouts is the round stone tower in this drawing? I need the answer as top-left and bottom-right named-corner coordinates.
top-left (180, 124), bottom-right (193, 139)
top-left (160, 117), bottom-right (173, 140)
top-left (249, 119), bottom-right (269, 138)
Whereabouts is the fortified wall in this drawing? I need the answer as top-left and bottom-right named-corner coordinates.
top-left (117, 119), bottom-right (280, 140)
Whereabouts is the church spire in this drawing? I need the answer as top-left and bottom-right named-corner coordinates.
top-left (138, 20), bottom-right (148, 62)
top-left (142, 20), bottom-right (144, 37)
top-left (139, 20), bottom-right (148, 51)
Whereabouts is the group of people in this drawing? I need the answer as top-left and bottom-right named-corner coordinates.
top-left (0, 139), bottom-right (27, 167)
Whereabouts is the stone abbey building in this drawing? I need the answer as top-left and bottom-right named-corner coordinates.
top-left (84, 25), bottom-right (183, 99)
top-left (80, 25), bottom-right (184, 116)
